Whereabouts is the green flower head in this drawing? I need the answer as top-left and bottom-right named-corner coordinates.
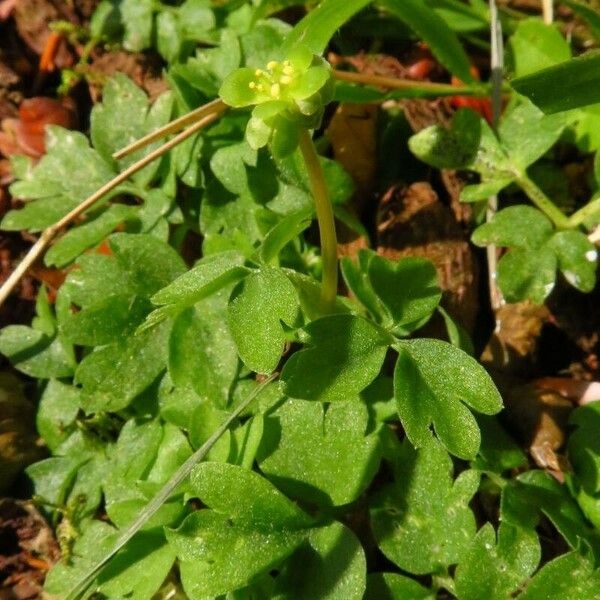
top-left (219, 45), bottom-right (334, 158)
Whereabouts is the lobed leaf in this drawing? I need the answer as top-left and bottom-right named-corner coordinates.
top-left (370, 436), bottom-right (479, 574)
top-left (394, 339), bottom-right (503, 459)
top-left (281, 314), bottom-right (392, 402)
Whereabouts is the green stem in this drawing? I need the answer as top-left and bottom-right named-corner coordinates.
top-left (568, 196), bottom-right (600, 228)
top-left (298, 128), bottom-right (338, 311)
top-left (333, 69), bottom-right (488, 97)
top-left (516, 174), bottom-right (571, 229)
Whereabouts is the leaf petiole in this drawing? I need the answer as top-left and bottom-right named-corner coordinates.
top-left (516, 174), bottom-right (571, 230)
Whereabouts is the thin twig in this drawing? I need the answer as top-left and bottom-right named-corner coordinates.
top-left (487, 0), bottom-right (505, 311)
top-left (0, 111), bottom-right (223, 309)
top-left (64, 372), bottom-right (278, 600)
top-left (113, 99), bottom-right (227, 160)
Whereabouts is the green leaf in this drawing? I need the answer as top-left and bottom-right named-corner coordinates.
top-left (394, 339), bottom-right (502, 459)
top-left (258, 208), bottom-right (312, 264)
top-left (179, 0), bottom-right (216, 40)
top-left (151, 250), bottom-right (248, 308)
top-left (95, 532), bottom-right (176, 599)
top-left (167, 463), bottom-right (315, 598)
top-left (168, 511), bottom-right (306, 599)
top-left (472, 414), bottom-right (527, 473)
top-left (281, 0), bottom-right (371, 54)
top-left (408, 108), bottom-right (482, 170)
top-left (472, 205), bottom-right (554, 249)
top-left (45, 204), bottom-right (137, 268)
top-left (156, 10), bottom-right (183, 62)
top-left (3, 127), bottom-right (115, 231)
top-left (472, 206), bottom-right (597, 302)
top-left (368, 255), bottom-right (441, 332)
top-left (26, 456), bottom-right (83, 506)
top-left (502, 470), bottom-right (600, 554)
top-left (340, 249), bottom-right (386, 322)
top-left (500, 247), bottom-right (558, 303)
top-left (379, 0), bottom-right (474, 82)
top-left (103, 421), bottom-right (191, 529)
top-left (277, 149), bottom-right (354, 206)
top-left (57, 233), bottom-right (185, 346)
top-left (257, 399), bottom-right (381, 506)
top-left (370, 436), bottom-right (479, 574)
top-left (508, 19), bottom-right (571, 77)
top-left (273, 521), bottom-right (367, 600)
top-left (281, 314), bottom-right (392, 402)
top-left (568, 402), bottom-right (600, 494)
top-left (228, 268), bottom-right (299, 373)
top-left (169, 298), bottom-right (238, 408)
top-left (45, 522), bottom-right (175, 600)
top-left (519, 551), bottom-right (600, 599)
top-left (120, 0), bottom-right (153, 51)
top-left (0, 325), bottom-right (74, 378)
top-left (498, 99), bottom-right (568, 170)
top-left (75, 320), bottom-right (170, 413)
top-left (91, 74), bottom-right (174, 186)
top-left (549, 230), bottom-right (598, 292)
top-left (36, 380), bottom-right (81, 452)
top-left (455, 522), bottom-right (540, 600)
top-left (438, 305), bottom-right (474, 356)
top-left (190, 462), bottom-right (315, 528)
top-left (512, 51), bottom-right (600, 113)
top-left (365, 573), bottom-right (434, 600)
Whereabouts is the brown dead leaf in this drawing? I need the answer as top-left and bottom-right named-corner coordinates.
top-left (325, 103), bottom-right (378, 202)
top-left (481, 301), bottom-right (550, 378)
top-left (0, 96), bottom-right (77, 160)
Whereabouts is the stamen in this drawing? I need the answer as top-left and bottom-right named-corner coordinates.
top-left (280, 75), bottom-right (292, 85)
top-left (270, 83), bottom-right (280, 97)
top-left (282, 65), bottom-right (294, 76)
top-left (267, 61), bottom-right (278, 71)
top-left (248, 82), bottom-right (256, 89)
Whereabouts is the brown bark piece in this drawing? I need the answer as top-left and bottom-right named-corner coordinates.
top-left (87, 51), bottom-right (169, 103)
top-left (0, 499), bottom-right (59, 599)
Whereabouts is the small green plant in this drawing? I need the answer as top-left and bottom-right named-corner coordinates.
top-left (2, 1), bottom-right (600, 599)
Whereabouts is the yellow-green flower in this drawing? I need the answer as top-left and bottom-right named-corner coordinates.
top-left (219, 45), bottom-right (333, 158)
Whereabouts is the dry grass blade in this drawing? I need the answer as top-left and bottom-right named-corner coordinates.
top-left (0, 109), bottom-right (225, 309)
top-left (112, 98), bottom-right (227, 160)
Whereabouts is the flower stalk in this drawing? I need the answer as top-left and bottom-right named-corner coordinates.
top-left (298, 128), bottom-right (338, 310)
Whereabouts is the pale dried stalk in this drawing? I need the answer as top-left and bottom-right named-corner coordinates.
top-left (487, 0), bottom-right (505, 311)
top-left (0, 110), bottom-right (223, 308)
top-left (542, 0), bottom-right (554, 24)
top-left (113, 98), bottom-right (227, 159)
